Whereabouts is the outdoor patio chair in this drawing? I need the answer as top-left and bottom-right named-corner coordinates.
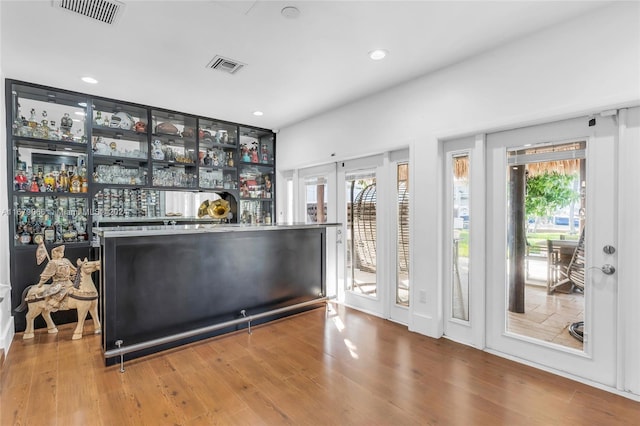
top-left (547, 227), bottom-right (585, 294)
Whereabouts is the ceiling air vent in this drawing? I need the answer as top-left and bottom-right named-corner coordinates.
top-left (52, 0), bottom-right (125, 25)
top-left (206, 55), bottom-right (245, 75)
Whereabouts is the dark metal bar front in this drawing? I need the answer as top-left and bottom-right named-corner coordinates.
top-left (104, 296), bottom-right (331, 360)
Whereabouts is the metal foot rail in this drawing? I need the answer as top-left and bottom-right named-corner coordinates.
top-left (104, 296), bottom-right (333, 372)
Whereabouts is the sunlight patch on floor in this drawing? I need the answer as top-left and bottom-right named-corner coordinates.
top-left (343, 338), bottom-right (359, 359)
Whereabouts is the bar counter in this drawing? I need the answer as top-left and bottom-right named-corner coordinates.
top-left (95, 223), bottom-right (337, 366)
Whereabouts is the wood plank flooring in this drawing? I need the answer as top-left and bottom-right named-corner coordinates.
top-left (1, 304), bottom-right (639, 425)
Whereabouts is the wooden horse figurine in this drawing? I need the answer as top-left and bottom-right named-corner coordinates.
top-left (16, 256), bottom-right (101, 340)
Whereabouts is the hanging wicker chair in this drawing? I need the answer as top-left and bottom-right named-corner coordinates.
top-left (352, 182), bottom-right (410, 274)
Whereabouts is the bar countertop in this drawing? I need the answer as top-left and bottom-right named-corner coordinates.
top-left (93, 222), bottom-right (341, 238)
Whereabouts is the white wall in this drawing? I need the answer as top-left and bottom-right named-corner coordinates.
top-left (277, 2), bottom-right (639, 343)
top-left (0, 0), bottom-right (16, 357)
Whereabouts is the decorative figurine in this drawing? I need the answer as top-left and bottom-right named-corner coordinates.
top-left (14, 170), bottom-right (28, 191)
top-left (250, 146), bottom-right (259, 163)
top-left (60, 112), bottom-right (73, 132)
top-left (204, 151), bottom-right (212, 166)
top-left (241, 144), bottom-right (251, 162)
top-left (261, 145), bottom-right (269, 164)
top-left (93, 136), bottom-right (109, 154)
top-left (135, 121), bottom-right (147, 133)
top-left (94, 111), bottom-right (104, 126)
top-left (15, 244), bottom-right (101, 340)
top-left (151, 139), bottom-right (165, 160)
top-left (264, 174), bottom-right (272, 197)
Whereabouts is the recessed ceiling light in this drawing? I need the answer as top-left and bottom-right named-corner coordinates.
top-left (368, 49), bottom-right (388, 60)
top-left (281, 6), bottom-right (300, 19)
top-left (81, 76), bottom-right (98, 84)
top-left (253, 111), bottom-right (264, 116)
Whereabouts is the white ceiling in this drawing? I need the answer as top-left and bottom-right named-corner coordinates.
top-left (1, 1), bottom-right (612, 131)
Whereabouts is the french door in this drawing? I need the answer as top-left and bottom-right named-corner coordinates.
top-left (486, 115), bottom-right (618, 385)
top-left (297, 164), bottom-right (338, 298)
top-left (334, 151), bottom-right (411, 322)
top-left (337, 155), bottom-right (386, 315)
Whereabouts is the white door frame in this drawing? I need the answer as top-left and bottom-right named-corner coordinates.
top-left (441, 135), bottom-right (486, 349)
top-left (485, 114), bottom-right (618, 387)
top-left (617, 107), bottom-right (640, 396)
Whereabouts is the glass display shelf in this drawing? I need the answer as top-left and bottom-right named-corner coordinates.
top-left (13, 194), bottom-right (90, 246)
top-left (238, 164), bottom-right (274, 200)
top-left (150, 110), bottom-right (197, 171)
top-left (92, 99), bottom-right (148, 135)
top-left (93, 188), bottom-right (161, 221)
top-left (92, 130), bottom-right (149, 161)
top-left (238, 199), bottom-right (273, 224)
top-left (6, 80), bottom-right (276, 237)
top-left (199, 167), bottom-right (238, 191)
top-left (93, 163), bottom-right (148, 186)
top-left (151, 164), bottom-right (197, 188)
top-left (11, 83), bottom-right (88, 145)
top-left (199, 145), bottom-right (235, 169)
top-left (13, 144), bottom-right (88, 194)
top-left (239, 126), bottom-right (274, 166)
top-left (199, 118), bottom-right (238, 145)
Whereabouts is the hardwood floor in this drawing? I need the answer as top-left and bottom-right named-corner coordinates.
top-left (1, 304), bottom-right (639, 425)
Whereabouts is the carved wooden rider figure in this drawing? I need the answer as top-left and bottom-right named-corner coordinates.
top-left (36, 244), bottom-right (77, 311)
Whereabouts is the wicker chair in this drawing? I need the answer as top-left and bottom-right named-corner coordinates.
top-left (549, 228), bottom-right (585, 292)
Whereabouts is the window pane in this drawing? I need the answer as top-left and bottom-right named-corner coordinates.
top-left (452, 155), bottom-right (470, 321)
top-left (345, 171), bottom-right (377, 296)
top-left (506, 141), bottom-right (585, 350)
top-left (396, 163), bottom-right (410, 306)
top-left (305, 176), bottom-right (327, 224)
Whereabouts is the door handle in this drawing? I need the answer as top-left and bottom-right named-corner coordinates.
top-left (336, 229), bottom-right (343, 244)
top-left (590, 264), bottom-right (616, 275)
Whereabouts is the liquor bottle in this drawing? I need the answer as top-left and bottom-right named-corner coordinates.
top-left (49, 121), bottom-right (60, 141)
top-left (36, 169), bottom-right (45, 191)
top-left (27, 108), bottom-right (37, 132)
top-left (32, 216), bottom-right (44, 245)
top-left (58, 164), bottom-right (69, 192)
top-left (44, 172), bottom-right (56, 192)
top-left (29, 175), bottom-right (40, 192)
top-left (44, 216), bottom-right (56, 244)
top-left (54, 220), bottom-right (63, 243)
top-left (41, 120), bottom-right (50, 139)
top-left (69, 166), bottom-right (82, 193)
top-left (80, 160), bottom-right (88, 193)
top-left (20, 229), bottom-right (32, 245)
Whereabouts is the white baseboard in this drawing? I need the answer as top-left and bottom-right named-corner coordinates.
top-left (0, 284), bottom-right (14, 360)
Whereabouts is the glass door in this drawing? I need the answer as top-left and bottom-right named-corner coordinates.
top-left (486, 115), bottom-right (618, 386)
top-left (337, 155), bottom-right (385, 316)
top-left (298, 164), bottom-right (337, 298)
